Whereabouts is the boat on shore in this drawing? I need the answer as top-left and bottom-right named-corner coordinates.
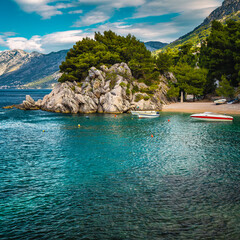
top-left (190, 112), bottom-right (233, 121)
top-left (214, 99), bottom-right (226, 105)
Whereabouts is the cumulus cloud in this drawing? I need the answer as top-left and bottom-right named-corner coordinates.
top-left (13, 0), bottom-right (75, 19)
top-left (7, 36), bottom-right (43, 52)
top-left (2, 30), bottom-right (93, 53)
top-left (0, 32), bottom-right (17, 47)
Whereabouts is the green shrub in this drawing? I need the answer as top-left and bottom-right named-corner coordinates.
top-left (106, 72), bottom-right (118, 89)
top-left (77, 82), bottom-right (83, 87)
top-left (144, 95), bottom-right (150, 101)
top-left (118, 71), bottom-right (130, 80)
top-left (119, 82), bottom-right (126, 87)
top-left (133, 85), bottom-right (139, 92)
top-left (135, 94), bottom-right (144, 102)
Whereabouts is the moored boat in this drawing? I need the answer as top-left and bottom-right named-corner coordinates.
top-left (131, 110), bottom-right (156, 115)
top-left (138, 112), bottom-right (160, 119)
top-left (190, 112), bottom-right (233, 121)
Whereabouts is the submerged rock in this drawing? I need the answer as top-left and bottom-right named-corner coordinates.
top-left (16, 63), bottom-right (170, 113)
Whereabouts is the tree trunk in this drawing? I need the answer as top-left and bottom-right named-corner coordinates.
top-left (181, 91), bottom-right (184, 103)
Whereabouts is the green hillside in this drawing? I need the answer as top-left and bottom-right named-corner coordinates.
top-left (157, 11), bottom-right (240, 53)
top-left (21, 72), bottom-right (61, 89)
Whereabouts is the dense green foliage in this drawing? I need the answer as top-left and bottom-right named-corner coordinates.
top-left (156, 51), bottom-right (173, 72)
top-left (163, 18), bottom-right (240, 99)
top-left (200, 20), bottom-right (240, 94)
top-left (216, 75), bottom-right (235, 98)
top-left (160, 42), bottom-right (207, 100)
top-left (171, 63), bottom-right (207, 99)
top-left (59, 31), bottom-right (157, 83)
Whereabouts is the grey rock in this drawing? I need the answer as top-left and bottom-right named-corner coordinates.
top-left (26, 95), bottom-right (35, 105)
top-left (201, 0), bottom-right (240, 27)
top-left (18, 63), bottom-right (169, 113)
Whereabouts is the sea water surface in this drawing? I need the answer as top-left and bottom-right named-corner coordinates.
top-left (0, 90), bottom-right (240, 240)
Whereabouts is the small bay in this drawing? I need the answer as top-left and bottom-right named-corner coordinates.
top-left (0, 90), bottom-right (240, 239)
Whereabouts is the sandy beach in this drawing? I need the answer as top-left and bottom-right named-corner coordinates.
top-left (162, 102), bottom-right (240, 115)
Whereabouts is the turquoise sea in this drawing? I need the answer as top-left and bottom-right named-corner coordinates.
top-left (0, 90), bottom-right (240, 240)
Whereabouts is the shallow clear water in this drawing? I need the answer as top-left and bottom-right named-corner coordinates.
top-left (0, 90), bottom-right (240, 240)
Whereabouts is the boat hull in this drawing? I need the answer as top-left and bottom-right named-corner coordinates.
top-left (190, 113), bottom-right (233, 121)
top-left (131, 111), bottom-right (156, 115)
top-left (138, 114), bottom-right (160, 119)
top-left (214, 99), bottom-right (226, 105)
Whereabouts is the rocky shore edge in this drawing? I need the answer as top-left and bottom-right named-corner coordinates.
top-left (4, 63), bottom-right (172, 114)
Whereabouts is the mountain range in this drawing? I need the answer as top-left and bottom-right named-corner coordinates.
top-left (0, 49), bottom-right (67, 89)
top-left (144, 41), bottom-right (168, 51)
top-left (0, 0), bottom-right (239, 89)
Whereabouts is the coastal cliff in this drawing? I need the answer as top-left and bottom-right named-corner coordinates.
top-left (17, 63), bottom-right (170, 114)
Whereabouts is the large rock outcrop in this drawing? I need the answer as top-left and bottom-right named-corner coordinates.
top-left (201, 0), bottom-right (240, 27)
top-left (17, 63), bottom-right (170, 113)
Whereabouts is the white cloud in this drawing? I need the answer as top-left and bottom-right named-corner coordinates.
top-left (73, 9), bottom-right (111, 27)
top-left (0, 32), bottom-right (17, 47)
top-left (76, 0), bottom-right (145, 8)
top-left (13, 0), bottom-right (75, 19)
top-left (2, 30), bottom-right (93, 53)
top-left (133, 0), bottom-right (222, 18)
top-left (6, 36), bottom-right (43, 52)
top-left (0, 37), bottom-right (6, 46)
top-left (73, 0), bottom-right (145, 27)
top-left (42, 30), bottom-right (87, 45)
top-left (69, 10), bottom-right (83, 14)
top-left (92, 22), bottom-right (179, 43)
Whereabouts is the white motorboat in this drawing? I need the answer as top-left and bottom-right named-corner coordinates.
top-left (214, 99), bottom-right (226, 105)
top-left (131, 110), bottom-right (156, 115)
top-left (190, 112), bottom-right (233, 121)
top-left (138, 112), bottom-right (160, 119)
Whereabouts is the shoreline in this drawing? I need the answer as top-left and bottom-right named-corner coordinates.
top-left (162, 102), bottom-right (240, 115)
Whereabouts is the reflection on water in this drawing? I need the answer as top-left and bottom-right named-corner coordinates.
top-left (0, 90), bottom-right (240, 239)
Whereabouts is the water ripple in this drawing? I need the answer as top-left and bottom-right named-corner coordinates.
top-left (0, 92), bottom-right (240, 239)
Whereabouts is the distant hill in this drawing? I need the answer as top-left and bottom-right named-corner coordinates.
top-left (0, 49), bottom-right (68, 89)
top-left (144, 41), bottom-right (168, 51)
top-left (159, 0), bottom-right (240, 52)
top-left (0, 49), bottom-right (41, 76)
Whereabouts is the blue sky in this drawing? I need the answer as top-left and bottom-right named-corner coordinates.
top-left (0, 0), bottom-right (223, 53)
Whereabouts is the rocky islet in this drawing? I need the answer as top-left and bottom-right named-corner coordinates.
top-left (16, 63), bottom-right (171, 114)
